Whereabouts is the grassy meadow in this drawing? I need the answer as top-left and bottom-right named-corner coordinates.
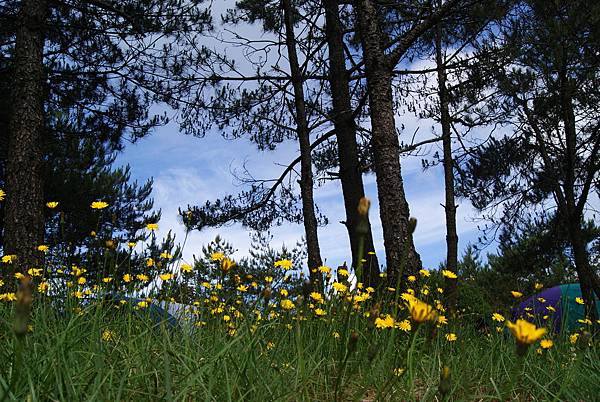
top-left (1, 246), bottom-right (599, 402)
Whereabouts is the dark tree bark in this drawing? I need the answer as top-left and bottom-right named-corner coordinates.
top-left (3, 0), bottom-right (47, 275)
top-left (435, 25), bottom-right (458, 312)
top-left (282, 0), bottom-right (323, 289)
top-left (323, 0), bottom-right (379, 288)
top-left (560, 74), bottom-right (600, 322)
top-left (354, 0), bottom-right (422, 284)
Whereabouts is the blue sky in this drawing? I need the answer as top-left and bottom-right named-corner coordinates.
top-left (116, 116), bottom-right (488, 270)
top-left (115, 1), bottom-right (492, 271)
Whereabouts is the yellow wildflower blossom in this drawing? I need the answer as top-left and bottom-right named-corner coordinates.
top-left (280, 299), bottom-right (295, 310)
top-left (159, 273), bottom-right (173, 281)
top-left (375, 314), bottom-right (395, 329)
top-left (511, 291), bottom-right (523, 298)
top-left (146, 223), bottom-right (159, 231)
top-left (506, 319), bottom-right (546, 345)
top-left (492, 313), bottom-right (505, 322)
top-left (90, 201), bottom-right (108, 209)
top-left (332, 282), bottom-right (348, 293)
top-left (442, 270), bottom-right (457, 279)
top-left (445, 333), bottom-right (458, 342)
top-left (407, 297), bottom-right (437, 323)
top-left (274, 259), bottom-right (293, 270)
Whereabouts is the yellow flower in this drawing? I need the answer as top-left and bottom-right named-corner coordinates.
top-left (577, 318), bottom-right (592, 325)
top-left (159, 273), bottom-right (173, 281)
top-left (318, 265), bottom-right (330, 274)
top-left (537, 297), bottom-right (546, 303)
top-left (137, 301), bottom-right (148, 308)
top-left (127, 241), bottom-right (136, 248)
top-left (38, 282), bottom-right (49, 293)
top-left (492, 313), bottom-right (505, 322)
top-left (90, 201), bottom-right (109, 209)
top-left (407, 297), bottom-right (437, 323)
top-left (540, 339), bottom-right (553, 349)
top-left (332, 282), bottom-right (348, 293)
top-left (236, 285), bottom-right (248, 292)
top-left (546, 305), bottom-right (556, 312)
top-left (1, 255), bottom-right (16, 264)
top-left (14, 272), bottom-right (25, 279)
top-left (393, 368), bottom-right (405, 377)
top-left (314, 308), bottom-right (327, 316)
top-left (569, 333), bottom-right (580, 345)
top-left (181, 263), bottom-right (193, 273)
top-left (210, 252), bottom-right (225, 261)
top-left (280, 299), bottom-right (295, 310)
top-left (123, 274), bottom-right (133, 283)
top-left (136, 274), bottom-right (149, 282)
top-left (332, 331), bottom-right (341, 339)
top-left (27, 268), bottom-right (42, 277)
top-left (266, 341), bottom-right (275, 350)
top-left (534, 283), bottom-right (544, 290)
top-left (575, 297), bottom-right (584, 305)
top-left (102, 329), bottom-right (116, 342)
top-left (442, 270), bottom-right (457, 279)
top-left (264, 276), bottom-right (273, 283)
top-left (419, 269), bottom-right (430, 277)
top-left (73, 291), bottom-right (84, 299)
top-left (437, 315), bottom-right (448, 325)
top-left (160, 252), bottom-right (172, 259)
top-left (338, 268), bottom-right (349, 276)
top-left (102, 277), bottom-right (113, 283)
top-left (280, 289), bottom-right (289, 297)
top-left (506, 319), bottom-right (546, 345)
top-left (445, 333), bottom-right (458, 342)
top-left (146, 223), bottom-right (159, 231)
top-left (274, 259), bottom-right (293, 270)
top-left (221, 258), bottom-right (235, 273)
top-left (37, 245), bottom-right (49, 252)
top-left (375, 314), bottom-right (395, 329)
top-left (396, 319), bottom-right (412, 332)
top-left (0, 189), bottom-right (5, 201)
top-left (511, 291), bottom-right (523, 298)
top-left (46, 201), bottom-right (59, 209)
top-left (310, 292), bottom-right (323, 303)
top-left (0, 292), bottom-right (17, 302)
top-left (408, 275), bottom-right (417, 283)
top-left (437, 287), bottom-right (444, 294)
top-left (77, 277), bottom-right (86, 285)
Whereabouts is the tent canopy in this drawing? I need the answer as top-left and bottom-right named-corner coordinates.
top-left (513, 283), bottom-right (600, 333)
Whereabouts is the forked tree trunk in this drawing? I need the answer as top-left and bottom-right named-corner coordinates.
top-left (282, 0), bottom-right (323, 290)
top-left (4, 0), bottom-right (47, 276)
top-left (354, 0), bottom-right (422, 285)
top-left (323, 0), bottom-right (379, 288)
top-left (435, 25), bottom-right (458, 312)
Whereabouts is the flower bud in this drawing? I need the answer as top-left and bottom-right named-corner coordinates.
top-left (357, 197), bottom-right (371, 216)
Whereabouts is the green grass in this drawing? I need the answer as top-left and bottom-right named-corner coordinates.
top-left (1, 296), bottom-right (598, 401)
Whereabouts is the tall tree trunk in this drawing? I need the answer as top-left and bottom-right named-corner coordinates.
top-left (560, 73), bottom-right (600, 322)
top-left (435, 24), bottom-right (458, 312)
top-left (323, 0), bottom-right (379, 288)
top-left (4, 0), bottom-right (46, 276)
top-left (568, 219), bottom-right (599, 323)
top-left (282, 0), bottom-right (323, 289)
top-left (354, 0), bottom-right (421, 285)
